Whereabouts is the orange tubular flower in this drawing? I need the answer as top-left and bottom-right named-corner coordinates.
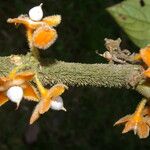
top-left (114, 99), bottom-right (150, 139)
top-left (0, 67), bottom-right (39, 108)
top-left (30, 75), bottom-right (68, 124)
top-left (7, 5), bottom-right (61, 50)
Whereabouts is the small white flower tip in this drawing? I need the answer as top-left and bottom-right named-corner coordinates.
top-left (61, 107), bottom-right (67, 112)
top-left (134, 125), bottom-right (138, 135)
top-left (29, 3), bottom-right (43, 21)
top-left (40, 3), bottom-right (43, 7)
top-left (7, 86), bottom-right (23, 107)
top-left (16, 102), bottom-right (20, 110)
top-left (51, 96), bottom-right (66, 111)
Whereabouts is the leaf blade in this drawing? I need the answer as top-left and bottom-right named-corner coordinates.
top-left (107, 0), bottom-right (150, 48)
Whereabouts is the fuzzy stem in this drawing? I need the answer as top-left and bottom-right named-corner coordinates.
top-left (1, 54), bottom-right (143, 89)
top-left (30, 46), bottom-right (40, 60)
top-left (26, 29), bottom-right (40, 60)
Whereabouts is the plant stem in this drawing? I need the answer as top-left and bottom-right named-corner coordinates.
top-left (1, 54), bottom-right (143, 89)
top-left (26, 29), bottom-right (40, 60)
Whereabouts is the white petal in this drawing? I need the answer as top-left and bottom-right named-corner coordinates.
top-left (51, 96), bottom-right (66, 111)
top-left (29, 3), bottom-right (43, 21)
top-left (7, 86), bottom-right (23, 107)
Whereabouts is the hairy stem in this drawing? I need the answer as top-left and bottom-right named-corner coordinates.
top-left (26, 29), bottom-right (40, 60)
top-left (1, 54), bottom-right (143, 89)
top-left (30, 46), bottom-right (40, 60)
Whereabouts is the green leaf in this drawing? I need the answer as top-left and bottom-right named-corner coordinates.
top-left (107, 0), bottom-right (150, 48)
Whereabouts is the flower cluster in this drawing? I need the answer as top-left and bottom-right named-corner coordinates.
top-left (5, 4), bottom-right (150, 139)
top-left (2, 4), bottom-right (68, 125)
top-left (114, 46), bottom-right (150, 139)
top-left (0, 67), bottom-right (68, 124)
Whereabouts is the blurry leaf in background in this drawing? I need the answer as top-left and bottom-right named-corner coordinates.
top-left (107, 0), bottom-right (150, 48)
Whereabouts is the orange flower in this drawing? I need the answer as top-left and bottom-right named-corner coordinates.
top-left (0, 66), bottom-right (39, 108)
top-left (134, 46), bottom-right (150, 78)
top-left (140, 46), bottom-right (150, 67)
top-left (30, 75), bottom-right (68, 124)
top-left (114, 99), bottom-right (150, 139)
top-left (139, 46), bottom-right (150, 77)
top-left (7, 10), bottom-right (61, 50)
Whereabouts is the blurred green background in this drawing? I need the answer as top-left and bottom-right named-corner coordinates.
top-left (0, 0), bottom-right (149, 150)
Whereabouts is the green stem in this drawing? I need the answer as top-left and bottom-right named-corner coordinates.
top-left (30, 46), bottom-right (40, 60)
top-left (135, 82), bottom-right (150, 99)
top-left (0, 54), bottom-right (143, 89)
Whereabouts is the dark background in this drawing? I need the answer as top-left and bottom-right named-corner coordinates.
top-left (0, 0), bottom-right (148, 150)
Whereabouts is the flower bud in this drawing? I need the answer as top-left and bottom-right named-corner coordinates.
top-left (51, 96), bottom-right (66, 111)
top-left (7, 86), bottom-right (23, 108)
top-left (29, 3), bottom-right (43, 21)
